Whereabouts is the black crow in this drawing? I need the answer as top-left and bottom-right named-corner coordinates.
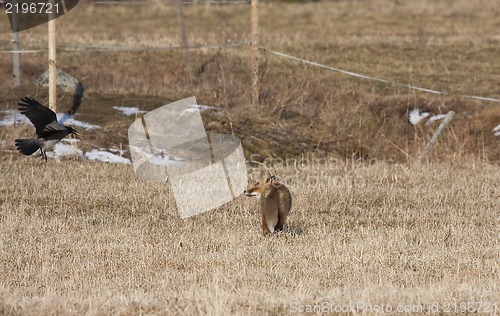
top-left (14, 97), bottom-right (80, 161)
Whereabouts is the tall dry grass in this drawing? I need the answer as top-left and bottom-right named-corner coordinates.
top-left (0, 1), bottom-right (498, 311)
top-left (0, 0), bottom-right (499, 162)
top-left (0, 157), bottom-right (498, 315)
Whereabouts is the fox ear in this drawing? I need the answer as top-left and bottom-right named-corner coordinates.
top-left (266, 174), bottom-right (276, 184)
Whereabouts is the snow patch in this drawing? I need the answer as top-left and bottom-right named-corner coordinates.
top-left (85, 149), bottom-right (131, 164)
top-left (0, 109), bottom-right (29, 126)
top-left (45, 142), bottom-right (83, 159)
top-left (184, 104), bottom-right (215, 113)
top-left (113, 106), bottom-right (146, 116)
top-left (105, 147), bottom-right (127, 155)
top-left (44, 145), bottom-right (131, 164)
top-left (56, 113), bottom-right (100, 130)
top-left (408, 109), bottom-right (430, 125)
top-left (493, 124), bottom-right (500, 137)
top-left (129, 146), bottom-right (186, 166)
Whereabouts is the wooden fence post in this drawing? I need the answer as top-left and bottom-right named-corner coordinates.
top-left (48, 0), bottom-right (57, 112)
top-left (251, 0), bottom-right (259, 107)
top-left (175, 0), bottom-right (190, 78)
top-left (12, 0), bottom-right (20, 87)
top-left (12, 31), bottom-right (20, 87)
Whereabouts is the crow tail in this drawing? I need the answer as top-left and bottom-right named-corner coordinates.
top-left (15, 139), bottom-right (40, 156)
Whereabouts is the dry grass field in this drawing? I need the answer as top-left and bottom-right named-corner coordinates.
top-left (0, 158), bottom-right (498, 315)
top-left (0, 0), bottom-right (499, 314)
top-left (0, 0), bottom-right (499, 162)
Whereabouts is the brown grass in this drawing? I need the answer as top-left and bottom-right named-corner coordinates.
top-left (0, 2), bottom-right (499, 313)
top-left (0, 157), bottom-right (498, 315)
top-left (0, 0), bottom-right (499, 162)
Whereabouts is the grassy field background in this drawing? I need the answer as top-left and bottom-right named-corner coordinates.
top-left (0, 158), bottom-right (498, 314)
top-left (0, 0), bottom-right (499, 314)
top-left (0, 0), bottom-right (499, 162)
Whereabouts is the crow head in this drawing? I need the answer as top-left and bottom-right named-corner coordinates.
top-left (66, 126), bottom-right (81, 136)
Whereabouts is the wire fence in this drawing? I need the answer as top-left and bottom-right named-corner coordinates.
top-left (3, 42), bottom-right (499, 104)
top-left (261, 47), bottom-right (500, 104)
top-left (2, 0), bottom-right (499, 105)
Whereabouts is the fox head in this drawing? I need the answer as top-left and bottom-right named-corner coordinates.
top-left (244, 175), bottom-right (278, 198)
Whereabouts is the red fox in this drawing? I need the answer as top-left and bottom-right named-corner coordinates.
top-left (244, 175), bottom-right (292, 236)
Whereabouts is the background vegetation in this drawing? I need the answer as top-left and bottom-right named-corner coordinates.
top-left (0, 0), bottom-right (499, 162)
top-left (0, 0), bottom-right (499, 314)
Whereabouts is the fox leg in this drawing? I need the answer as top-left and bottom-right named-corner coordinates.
top-left (261, 213), bottom-right (272, 236)
top-left (275, 211), bottom-right (287, 232)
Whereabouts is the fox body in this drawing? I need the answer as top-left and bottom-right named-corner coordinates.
top-left (244, 175), bottom-right (292, 235)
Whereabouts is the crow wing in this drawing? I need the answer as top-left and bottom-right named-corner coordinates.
top-left (18, 97), bottom-right (58, 135)
top-left (38, 122), bottom-right (72, 139)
